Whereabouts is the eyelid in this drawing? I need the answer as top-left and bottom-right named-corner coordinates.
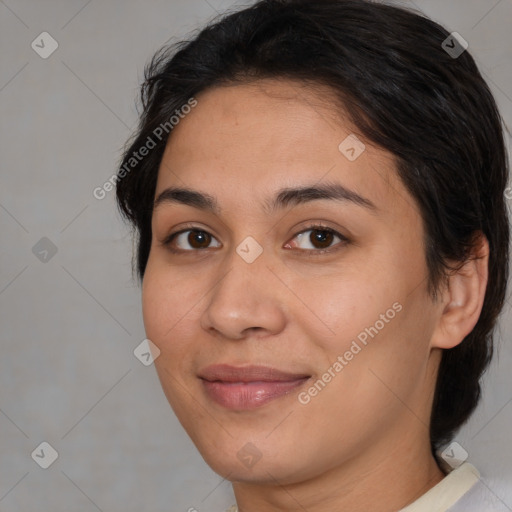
top-left (160, 222), bottom-right (216, 249)
top-left (161, 222), bottom-right (349, 254)
top-left (286, 223), bottom-right (349, 255)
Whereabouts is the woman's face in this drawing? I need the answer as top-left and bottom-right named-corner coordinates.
top-left (142, 79), bottom-right (444, 484)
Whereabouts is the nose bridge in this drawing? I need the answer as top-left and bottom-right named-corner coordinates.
top-left (216, 231), bottom-right (270, 297)
top-left (200, 240), bottom-right (286, 339)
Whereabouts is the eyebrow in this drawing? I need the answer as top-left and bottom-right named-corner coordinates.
top-left (153, 181), bottom-right (377, 215)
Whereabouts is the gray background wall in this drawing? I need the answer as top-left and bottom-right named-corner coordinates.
top-left (1, 1), bottom-right (511, 511)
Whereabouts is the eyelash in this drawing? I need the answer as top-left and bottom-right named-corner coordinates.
top-left (161, 223), bottom-right (349, 257)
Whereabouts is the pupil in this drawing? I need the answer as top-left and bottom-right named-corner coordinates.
top-left (312, 229), bottom-right (333, 248)
top-left (190, 231), bottom-right (210, 248)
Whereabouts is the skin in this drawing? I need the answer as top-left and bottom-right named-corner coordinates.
top-left (142, 79), bottom-right (489, 512)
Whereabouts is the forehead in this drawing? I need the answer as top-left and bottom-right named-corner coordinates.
top-left (155, 79), bottom-right (414, 218)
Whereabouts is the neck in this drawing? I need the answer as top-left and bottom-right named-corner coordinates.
top-left (232, 431), bottom-right (446, 512)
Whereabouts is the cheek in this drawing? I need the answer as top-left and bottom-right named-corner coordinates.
top-left (288, 263), bottom-right (395, 353)
top-left (141, 264), bottom-right (200, 411)
top-left (142, 269), bottom-right (170, 344)
top-left (307, 287), bottom-right (435, 435)
top-left (293, 263), bottom-right (423, 397)
top-left (141, 260), bottom-right (199, 354)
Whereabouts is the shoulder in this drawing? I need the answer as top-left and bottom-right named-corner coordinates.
top-left (399, 462), bottom-right (511, 512)
top-left (446, 467), bottom-right (511, 512)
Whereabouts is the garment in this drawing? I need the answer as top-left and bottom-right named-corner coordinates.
top-left (228, 462), bottom-right (511, 512)
top-left (398, 462), bottom-right (511, 512)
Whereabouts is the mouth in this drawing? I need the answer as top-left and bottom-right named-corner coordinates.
top-left (198, 364), bottom-right (311, 410)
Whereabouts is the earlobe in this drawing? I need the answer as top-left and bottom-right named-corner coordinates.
top-left (430, 232), bottom-right (489, 350)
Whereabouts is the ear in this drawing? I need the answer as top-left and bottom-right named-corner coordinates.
top-left (430, 232), bottom-right (489, 350)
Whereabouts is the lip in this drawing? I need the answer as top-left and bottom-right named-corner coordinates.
top-left (198, 364), bottom-right (311, 410)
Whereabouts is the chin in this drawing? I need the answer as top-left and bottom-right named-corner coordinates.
top-left (191, 435), bottom-right (314, 486)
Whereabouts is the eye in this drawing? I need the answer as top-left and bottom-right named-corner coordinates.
top-left (163, 228), bottom-right (221, 252)
top-left (284, 225), bottom-right (348, 254)
top-left (161, 224), bottom-right (348, 255)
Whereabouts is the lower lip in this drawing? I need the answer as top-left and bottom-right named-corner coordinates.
top-left (201, 378), bottom-right (309, 410)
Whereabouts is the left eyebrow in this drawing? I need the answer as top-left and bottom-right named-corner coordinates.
top-left (265, 181), bottom-right (377, 214)
top-left (153, 181), bottom-right (378, 215)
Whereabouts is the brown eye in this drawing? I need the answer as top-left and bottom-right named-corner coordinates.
top-left (285, 226), bottom-right (348, 254)
top-left (164, 229), bottom-right (221, 252)
top-left (310, 229), bottom-right (334, 249)
top-left (187, 230), bottom-right (211, 249)
top-left (163, 225), bottom-right (347, 255)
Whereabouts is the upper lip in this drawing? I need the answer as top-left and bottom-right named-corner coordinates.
top-left (198, 364), bottom-right (311, 383)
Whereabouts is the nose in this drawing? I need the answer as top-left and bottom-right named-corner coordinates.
top-left (199, 251), bottom-right (287, 341)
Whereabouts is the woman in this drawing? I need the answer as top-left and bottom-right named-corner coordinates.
top-left (116, 1), bottom-right (510, 510)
